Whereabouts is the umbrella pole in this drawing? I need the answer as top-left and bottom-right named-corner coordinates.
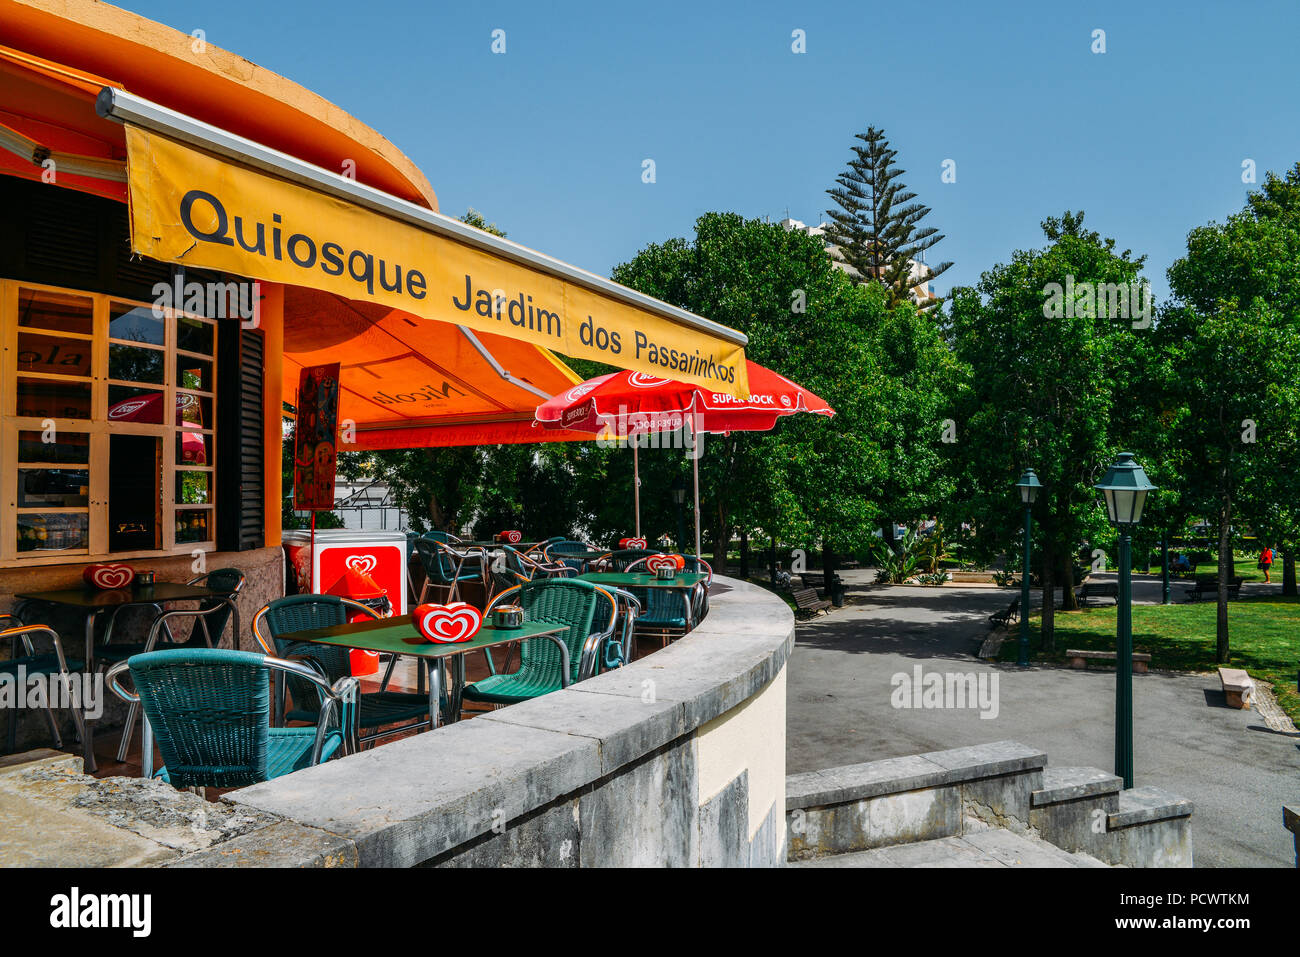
top-left (633, 440), bottom-right (641, 538)
top-left (691, 423), bottom-right (701, 558)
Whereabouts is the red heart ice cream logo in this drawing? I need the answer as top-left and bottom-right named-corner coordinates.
top-left (84, 563), bottom-right (135, 590)
top-left (620, 537), bottom-right (647, 550)
top-left (498, 530), bottom-right (522, 544)
top-left (414, 602), bottom-right (482, 643)
top-left (645, 554), bottom-right (684, 573)
top-left (344, 554), bottom-right (378, 575)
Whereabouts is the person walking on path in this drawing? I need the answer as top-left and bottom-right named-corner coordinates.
top-left (1259, 545), bottom-right (1274, 583)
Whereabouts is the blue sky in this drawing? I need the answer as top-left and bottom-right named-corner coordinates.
top-left (119, 0), bottom-right (1300, 303)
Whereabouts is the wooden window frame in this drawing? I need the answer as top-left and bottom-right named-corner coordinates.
top-left (0, 278), bottom-right (218, 567)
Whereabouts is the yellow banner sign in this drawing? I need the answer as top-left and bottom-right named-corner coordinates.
top-left (124, 127), bottom-right (749, 397)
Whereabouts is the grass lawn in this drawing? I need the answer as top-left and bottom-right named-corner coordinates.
top-left (1132, 557), bottom-right (1274, 583)
top-left (999, 596), bottom-right (1300, 723)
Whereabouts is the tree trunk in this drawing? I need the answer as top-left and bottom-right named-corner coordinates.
top-left (1040, 542), bottom-right (1056, 654)
top-left (711, 516), bottom-right (729, 575)
top-left (740, 529), bottom-right (750, 580)
top-left (1059, 553), bottom-right (1079, 611)
top-left (1283, 550), bottom-right (1297, 597)
top-left (1215, 501), bottom-right (1232, 664)
top-left (768, 536), bottom-right (777, 584)
top-left (822, 543), bottom-right (836, 596)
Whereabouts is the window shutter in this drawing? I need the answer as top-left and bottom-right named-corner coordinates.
top-left (217, 322), bottom-right (266, 551)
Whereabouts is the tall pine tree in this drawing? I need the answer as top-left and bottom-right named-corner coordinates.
top-left (824, 127), bottom-right (951, 309)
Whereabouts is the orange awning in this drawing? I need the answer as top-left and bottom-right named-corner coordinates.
top-left (282, 287), bottom-right (595, 449)
top-left (0, 43), bottom-right (127, 203)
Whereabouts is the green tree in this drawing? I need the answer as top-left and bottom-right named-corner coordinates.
top-left (947, 212), bottom-right (1154, 651)
top-left (1159, 174), bottom-right (1300, 659)
top-left (824, 126), bottom-right (951, 310)
top-left (612, 212), bottom-right (956, 583)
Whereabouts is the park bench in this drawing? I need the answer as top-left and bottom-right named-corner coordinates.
top-left (792, 587), bottom-right (832, 617)
top-left (1076, 582), bottom-right (1119, 606)
top-left (1184, 576), bottom-right (1243, 602)
top-left (989, 597), bottom-right (1019, 627)
top-left (1217, 667), bottom-right (1253, 709)
top-left (800, 572), bottom-right (843, 590)
top-left (1066, 649), bottom-right (1151, 673)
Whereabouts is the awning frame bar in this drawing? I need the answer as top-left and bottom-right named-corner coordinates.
top-left (96, 86), bottom-right (747, 347)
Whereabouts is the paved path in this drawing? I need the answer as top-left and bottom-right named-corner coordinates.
top-left (786, 573), bottom-right (1300, 867)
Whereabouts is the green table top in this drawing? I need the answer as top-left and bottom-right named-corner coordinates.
top-left (277, 614), bottom-right (565, 658)
top-left (15, 581), bottom-right (224, 609)
top-left (579, 572), bottom-right (707, 589)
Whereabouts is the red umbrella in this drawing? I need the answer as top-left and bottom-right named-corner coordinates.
top-left (536, 362), bottom-right (834, 437)
top-left (535, 360), bottom-right (833, 553)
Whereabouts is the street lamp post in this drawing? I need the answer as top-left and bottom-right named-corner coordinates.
top-left (1094, 452), bottom-right (1157, 789)
top-left (671, 476), bottom-right (687, 553)
top-left (1015, 469), bottom-right (1042, 667)
top-left (1161, 534), bottom-right (1171, 605)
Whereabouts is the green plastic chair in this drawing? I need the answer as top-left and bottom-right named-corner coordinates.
top-left (105, 648), bottom-right (356, 788)
top-left (461, 579), bottom-right (617, 710)
top-left (253, 594), bottom-right (434, 749)
top-left (0, 617), bottom-right (86, 754)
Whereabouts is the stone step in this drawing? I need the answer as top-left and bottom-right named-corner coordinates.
top-left (790, 827), bottom-right (1111, 868)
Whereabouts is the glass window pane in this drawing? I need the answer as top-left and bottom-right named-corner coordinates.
top-left (16, 378), bottom-right (92, 420)
top-left (175, 509), bottom-right (211, 544)
top-left (176, 355), bottom-right (213, 392)
top-left (109, 434), bottom-right (161, 552)
top-left (108, 343), bottom-right (165, 384)
top-left (17, 513), bottom-right (88, 552)
top-left (18, 469), bottom-right (89, 507)
top-left (18, 430), bottom-right (89, 465)
top-left (16, 331), bottom-right (92, 378)
top-left (177, 316), bottom-right (215, 354)
top-left (175, 471), bottom-right (211, 505)
top-left (109, 302), bottom-right (165, 346)
top-left (18, 289), bottom-right (92, 335)
top-left (107, 386), bottom-right (165, 424)
top-left (176, 393), bottom-right (212, 429)
top-left (177, 430), bottom-right (211, 466)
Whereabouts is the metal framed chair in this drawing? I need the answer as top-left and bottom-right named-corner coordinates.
top-left (622, 554), bottom-right (710, 646)
top-left (598, 548), bottom-right (661, 572)
top-left (460, 579), bottom-right (618, 713)
top-left (0, 616), bottom-right (87, 754)
top-left (413, 537), bottom-right (485, 604)
top-left (105, 648), bottom-right (356, 787)
top-left (253, 594), bottom-right (434, 749)
top-left (502, 545), bottom-right (576, 582)
top-left (95, 569), bottom-right (247, 762)
top-left (542, 540), bottom-right (595, 572)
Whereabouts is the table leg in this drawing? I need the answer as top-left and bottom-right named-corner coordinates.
top-left (426, 660), bottom-right (442, 729)
top-left (141, 715), bottom-right (154, 779)
top-left (82, 611), bottom-right (97, 774)
top-left (451, 654), bottom-right (467, 723)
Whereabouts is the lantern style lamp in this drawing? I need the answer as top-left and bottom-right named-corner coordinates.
top-left (1094, 452), bottom-right (1157, 789)
top-left (1014, 469), bottom-right (1041, 667)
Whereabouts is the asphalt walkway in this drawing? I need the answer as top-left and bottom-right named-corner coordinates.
top-left (785, 571), bottom-right (1299, 867)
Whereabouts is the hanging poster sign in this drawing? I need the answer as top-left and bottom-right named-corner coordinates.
top-left (293, 362), bottom-right (341, 511)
